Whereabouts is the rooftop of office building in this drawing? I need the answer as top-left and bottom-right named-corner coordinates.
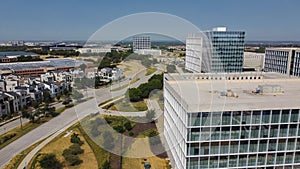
top-left (266, 47), bottom-right (300, 51)
top-left (164, 72), bottom-right (300, 112)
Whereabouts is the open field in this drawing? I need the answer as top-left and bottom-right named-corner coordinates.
top-left (117, 61), bottom-right (145, 77)
top-left (145, 67), bottom-right (157, 76)
top-left (108, 98), bottom-right (148, 112)
top-left (122, 136), bottom-right (169, 169)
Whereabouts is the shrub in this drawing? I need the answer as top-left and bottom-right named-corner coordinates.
top-left (63, 153), bottom-right (82, 166)
top-left (68, 144), bottom-right (84, 155)
top-left (124, 121), bottom-right (133, 131)
top-left (129, 131), bottom-right (134, 137)
top-left (39, 154), bottom-right (62, 169)
top-left (70, 133), bottom-right (83, 145)
top-left (113, 125), bottom-right (125, 133)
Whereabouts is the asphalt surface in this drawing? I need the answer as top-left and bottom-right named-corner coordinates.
top-left (0, 68), bottom-right (162, 168)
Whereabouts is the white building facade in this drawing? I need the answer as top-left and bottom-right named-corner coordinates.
top-left (164, 72), bottom-right (300, 169)
top-left (264, 48), bottom-right (300, 77)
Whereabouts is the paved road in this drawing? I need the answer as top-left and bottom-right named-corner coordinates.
top-left (0, 118), bottom-right (29, 136)
top-left (1, 69), bottom-right (162, 168)
top-left (0, 102), bottom-right (65, 136)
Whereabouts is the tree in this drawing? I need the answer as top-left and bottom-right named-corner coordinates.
top-left (124, 121), bottom-right (133, 131)
top-left (146, 110), bottom-right (156, 122)
top-left (56, 95), bottom-right (61, 101)
top-left (43, 91), bottom-right (52, 103)
top-left (128, 88), bottom-right (142, 102)
top-left (113, 125), bottom-right (125, 133)
top-left (39, 153), bottom-right (62, 169)
top-left (21, 109), bottom-right (30, 119)
top-left (70, 133), bottom-right (83, 145)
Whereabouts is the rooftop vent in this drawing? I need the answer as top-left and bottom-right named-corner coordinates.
top-left (255, 84), bottom-right (284, 94)
top-left (220, 90), bottom-right (238, 98)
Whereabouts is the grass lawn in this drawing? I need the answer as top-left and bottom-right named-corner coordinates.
top-left (30, 124), bottom-right (98, 169)
top-left (0, 104), bottom-right (71, 151)
top-left (122, 139), bottom-right (169, 169)
top-left (117, 61), bottom-right (144, 77)
top-left (108, 98), bottom-right (148, 112)
top-left (145, 67), bottom-right (157, 76)
top-left (78, 124), bottom-right (110, 168)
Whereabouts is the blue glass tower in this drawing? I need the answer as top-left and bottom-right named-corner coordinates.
top-left (205, 27), bottom-right (245, 72)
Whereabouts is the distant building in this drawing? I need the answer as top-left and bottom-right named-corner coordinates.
top-left (77, 47), bottom-right (111, 54)
top-left (134, 49), bottom-right (161, 56)
top-left (133, 36), bottom-right (151, 51)
top-left (164, 72), bottom-right (300, 169)
top-left (185, 27), bottom-right (245, 73)
top-left (264, 48), bottom-right (300, 77)
top-left (243, 52), bottom-right (265, 71)
top-left (99, 67), bottom-right (123, 81)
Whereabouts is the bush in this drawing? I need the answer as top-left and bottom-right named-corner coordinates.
top-left (0, 133), bottom-right (16, 144)
top-left (39, 154), bottom-right (62, 169)
top-left (129, 131), bottom-right (134, 137)
top-left (124, 121), bottom-right (133, 131)
top-left (65, 103), bottom-right (74, 108)
top-left (113, 125), bottom-right (125, 133)
top-left (68, 144), bottom-right (84, 155)
top-left (63, 153), bottom-right (83, 166)
top-left (70, 133), bottom-right (83, 146)
top-left (128, 88), bottom-right (142, 102)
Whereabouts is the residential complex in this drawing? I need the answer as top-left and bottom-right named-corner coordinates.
top-left (164, 72), bottom-right (300, 169)
top-left (264, 48), bottom-right (300, 77)
top-left (185, 27), bottom-right (245, 73)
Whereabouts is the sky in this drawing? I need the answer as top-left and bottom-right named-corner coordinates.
top-left (0, 0), bottom-right (299, 41)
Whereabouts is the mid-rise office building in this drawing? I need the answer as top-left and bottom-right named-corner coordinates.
top-left (264, 48), bottom-right (300, 77)
top-left (185, 27), bottom-right (245, 73)
top-left (133, 36), bottom-right (151, 51)
top-left (164, 72), bottom-right (300, 169)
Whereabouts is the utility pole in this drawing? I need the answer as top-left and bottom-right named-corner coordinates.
top-left (19, 115), bottom-right (23, 129)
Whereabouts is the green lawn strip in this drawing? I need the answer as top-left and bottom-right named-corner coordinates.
top-left (0, 102), bottom-right (75, 151)
top-left (0, 122), bottom-right (42, 150)
top-left (145, 67), bottom-right (157, 76)
top-left (108, 98), bottom-right (148, 112)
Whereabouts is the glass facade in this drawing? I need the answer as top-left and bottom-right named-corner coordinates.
top-left (186, 109), bottom-right (300, 169)
top-left (206, 31), bottom-right (245, 73)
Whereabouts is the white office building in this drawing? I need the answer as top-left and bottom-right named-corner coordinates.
top-left (164, 72), bottom-right (300, 169)
top-left (133, 36), bottom-right (151, 51)
top-left (264, 48), bottom-right (300, 77)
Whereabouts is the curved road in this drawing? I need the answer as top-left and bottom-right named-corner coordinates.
top-left (0, 69), bottom-right (161, 168)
